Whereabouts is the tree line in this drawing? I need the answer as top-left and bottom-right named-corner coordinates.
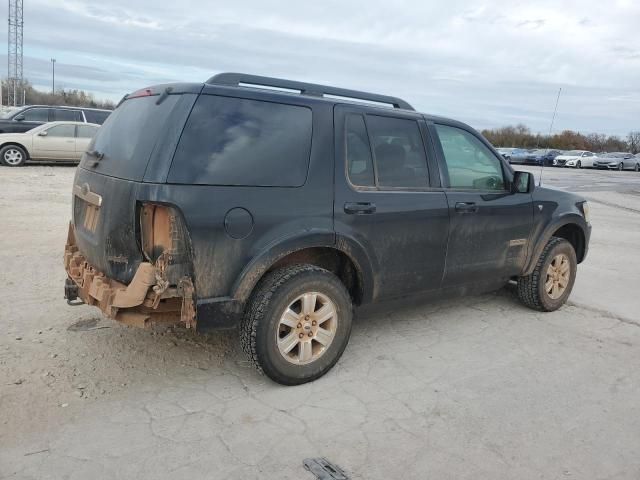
top-left (481, 124), bottom-right (640, 154)
top-left (1, 79), bottom-right (115, 110)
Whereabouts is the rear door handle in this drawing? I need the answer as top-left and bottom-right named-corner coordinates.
top-left (344, 202), bottom-right (376, 215)
top-left (455, 202), bottom-right (478, 213)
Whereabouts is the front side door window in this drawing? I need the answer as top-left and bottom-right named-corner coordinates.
top-left (435, 124), bottom-right (506, 191)
top-left (21, 108), bottom-right (50, 122)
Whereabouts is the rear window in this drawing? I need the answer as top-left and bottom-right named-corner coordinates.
top-left (81, 94), bottom-right (183, 180)
top-left (83, 110), bottom-right (111, 124)
top-left (168, 95), bottom-right (312, 187)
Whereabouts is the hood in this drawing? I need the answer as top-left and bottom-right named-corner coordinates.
top-left (555, 155), bottom-right (580, 160)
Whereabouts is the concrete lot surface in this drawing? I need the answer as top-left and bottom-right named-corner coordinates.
top-left (1, 166), bottom-right (639, 479)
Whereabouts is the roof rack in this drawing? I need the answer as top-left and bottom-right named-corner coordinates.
top-left (206, 72), bottom-right (415, 111)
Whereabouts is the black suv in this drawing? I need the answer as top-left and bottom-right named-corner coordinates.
top-left (0, 105), bottom-right (111, 133)
top-left (63, 73), bottom-right (591, 385)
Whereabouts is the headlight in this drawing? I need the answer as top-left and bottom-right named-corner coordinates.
top-left (580, 202), bottom-right (590, 223)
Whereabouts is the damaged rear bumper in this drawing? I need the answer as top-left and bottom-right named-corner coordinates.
top-left (63, 223), bottom-right (196, 329)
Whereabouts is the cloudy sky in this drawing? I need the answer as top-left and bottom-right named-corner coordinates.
top-left (3, 0), bottom-right (640, 135)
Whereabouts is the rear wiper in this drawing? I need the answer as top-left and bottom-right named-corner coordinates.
top-left (86, 150), bottom-right (105, 167)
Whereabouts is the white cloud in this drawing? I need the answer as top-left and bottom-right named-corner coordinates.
top-left (8, 0), bottom-right (640, 135)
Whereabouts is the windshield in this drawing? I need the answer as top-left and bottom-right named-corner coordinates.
top-left (0, 107), bottom-right (23, 119)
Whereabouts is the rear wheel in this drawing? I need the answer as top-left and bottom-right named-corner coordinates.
top-left (517, 237), bottom-right (577, 312)
top-left (635, 163), bottom-right (639, 172)
top-left (240, 264), bottom-right (353, 385)
top-left (0, 145), bottom-right (27, 166)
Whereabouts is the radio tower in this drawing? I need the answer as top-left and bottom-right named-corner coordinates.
top-left (7, 0), bottom-right (24, 106)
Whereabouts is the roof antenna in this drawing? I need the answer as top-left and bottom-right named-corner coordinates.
top-left (540, 87), bottom-right (562, 186)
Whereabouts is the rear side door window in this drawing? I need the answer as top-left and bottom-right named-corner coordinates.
top-left (345, 113), bottom-right (429, 189)
top-left (169, 95), bottom-right (312, 187)
top-left (435, 124), bottom-right (506, 191)
top-left (54, 109), bottom-right (83, 122)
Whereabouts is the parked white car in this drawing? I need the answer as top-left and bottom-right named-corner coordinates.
top-left (0, 121), bottom-right (99, 166)
top-left (553, 150), bottom-right (595, 168)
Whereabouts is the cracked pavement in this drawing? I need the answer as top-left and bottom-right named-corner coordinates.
top-left (1, 166), bottom-right (640, 479)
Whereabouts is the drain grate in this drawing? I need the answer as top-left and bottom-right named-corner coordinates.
top-left (303, 458), bottom-right (349, 480)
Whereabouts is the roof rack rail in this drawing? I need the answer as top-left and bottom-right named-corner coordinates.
top-left (206, 72), bottom-right (415, 111)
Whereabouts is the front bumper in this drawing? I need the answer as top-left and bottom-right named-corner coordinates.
top-left (63, 223), bottom-right (196, 329)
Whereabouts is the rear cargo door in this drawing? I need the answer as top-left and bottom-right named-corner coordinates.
top-left (72, 86), bottom-right (201, 283)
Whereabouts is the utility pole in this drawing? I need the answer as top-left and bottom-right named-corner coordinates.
top-left (51, 58), bottom-right (56, 93)
top-left (7, 0), bottom-right (24, 106)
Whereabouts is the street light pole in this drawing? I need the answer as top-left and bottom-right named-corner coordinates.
top-left (51, 58), bottom-right (56, 93)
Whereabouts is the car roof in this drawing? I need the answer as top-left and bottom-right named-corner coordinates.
top-left (137, 77), bottom-right (471, 130)
top-left (19, 105), bottom-right (111, 112)
top-left (40, 121), bottom-right (100, 127)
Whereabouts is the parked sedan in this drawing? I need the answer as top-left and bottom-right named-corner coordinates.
top-left (0, 121), bottom-right (99, 166)
top-left (554, 150), bottom-right (595, 168)
top-left (524, 149), bottom-right (562, 166)
top-left (593, 152), bottom-right (638, 171)
top-left (496, 147), bottom-right (517, 160)
top-left (507, 148), bottom-right (531, 164)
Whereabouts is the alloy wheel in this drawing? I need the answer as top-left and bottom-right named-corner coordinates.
top-left (545, 253), bottom-right (570, 300)
top-left (276, 292), bottom-right (337, 365)
top-left (4, 148), bottom-right (23, 166)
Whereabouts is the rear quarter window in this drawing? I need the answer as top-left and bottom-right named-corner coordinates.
top-left (168, 95), bottom-right (312, 187)
top-left (83, 110), bottom-right (111, 124)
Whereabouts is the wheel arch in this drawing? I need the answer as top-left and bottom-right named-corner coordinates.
top-left (230, 232), bottom-right (375, 306)
top-left (0, 141), bottom-right (30, 159)
top-left (523, 216), bottom-right (588, 276)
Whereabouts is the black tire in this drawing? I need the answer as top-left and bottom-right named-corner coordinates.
top-left (576, 160), bottom-right (581, 169)
top-left (0, 144), bottom-right (27, 167)
top-left (517, 237), bottom-right (577, 312)
top-left (618, 163), bottom-right (623, 171)
top-left (240, 264), bottom-right (353, 385)
top-left (635, 163), bottom-right (639, 172)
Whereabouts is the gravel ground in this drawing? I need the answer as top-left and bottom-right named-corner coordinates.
top-left (1, 165), bottom-right (639, 479)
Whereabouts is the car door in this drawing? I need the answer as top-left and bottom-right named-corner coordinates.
top-left (581, 151), bottom-right (595, 168)
top-left (31, 124), bottom-right (77, 160)
top-left (333, 106), bottom-right (449, 300)
top-left (430, 122), bottom-right (534, 287)
top-left (75, 125), bottom-right (99, 160)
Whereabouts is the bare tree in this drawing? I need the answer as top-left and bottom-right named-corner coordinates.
top-left (627, 131), bottom-right (640, 154)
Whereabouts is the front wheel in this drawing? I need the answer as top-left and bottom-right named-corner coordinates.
top-left (635, 163), bottom-right (639, 172)
top-left (517, 237), bottom-right (577, 312)
top-left (240, 265), bottom-right (353, 385)
top-left (0, 145), bottom-right (27, 166)
top-left (618, 163), bottom-right (624, 171)
top-left (576, 160), bottom-right (582, 169)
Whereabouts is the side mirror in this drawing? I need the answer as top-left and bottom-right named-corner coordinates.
top-left (14, 114), bottom-right (25, 121)
top-left (37, 131), bottom-right (48, 137)
top-left (511, 171), bottom-right (535, 194)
